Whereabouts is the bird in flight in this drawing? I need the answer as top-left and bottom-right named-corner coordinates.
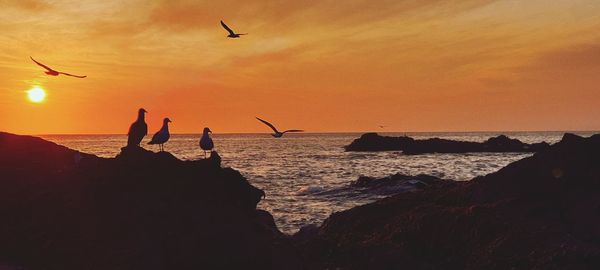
top-left (379, 125), bottom-right (386, 129)
top-left (30, 57), bottom-right (86, 78)
top-left (220, 20), bottom-right (247, 38)
top-left (256, 117), bottom-right (304, 138)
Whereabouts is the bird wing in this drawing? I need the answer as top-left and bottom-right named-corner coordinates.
top-left (282, 129), bottom-right (304, 133)
top-left (220, 20), bottom-right (236, 35)
top-left (59, 72), bottom-right (86, 78)
top-left (30, 56), bottom-right (54, 72)
top-left (256, 117), bottom-right (279, 133)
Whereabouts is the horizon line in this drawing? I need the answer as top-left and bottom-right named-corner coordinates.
top-left (29, 129), bottom-right (600, 137)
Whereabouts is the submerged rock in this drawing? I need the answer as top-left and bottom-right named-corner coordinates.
top-left (344, 133), bottom-right (550, 154)
top-left (301, 133), bottom-right (600, 269)
top-left (350, 173), bottom-right (454, 196)
top-left (0, 132), bottom-right (300, 270)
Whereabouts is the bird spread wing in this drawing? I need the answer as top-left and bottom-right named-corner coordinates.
top-left (220, 20), bottom-right (236, 35)
top-left (283, 129), bottom-right (304, 133)
top-left (59, 72), bottom-right (86, 78)
top-left (30, 57), bottom-right (54, 72)
top-left (256, 117), bottom-right (279, 133)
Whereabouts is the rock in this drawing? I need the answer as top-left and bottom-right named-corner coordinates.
top-left (0, 132), bottom-right (300, 270)
top-left (344, 133), bottom-right (414, 151)
top-left (301, 133), bottom-right (600, 269)
top-left (350, 173), bottom-right (454, 196)
top-left (344, 133), bottom-right (550, 154)
top-left (291, 224), bottom-right (320, 243)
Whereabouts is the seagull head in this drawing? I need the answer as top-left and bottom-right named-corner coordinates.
top-left (203, 127), bottom-right (212, 134)
top-left (139, 108), bottom-right (147, 114)
top-left (164, 118), bottom-right (172, 124)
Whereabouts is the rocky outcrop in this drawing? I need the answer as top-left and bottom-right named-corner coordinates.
top-left (301, 133), bottom-right (600, 269)
top-left (350, 173), bottom-right (454, 196)
top-left (345, 133), bottom-right (549, 154)
top-left (0, 132), bottom-right (300, 270)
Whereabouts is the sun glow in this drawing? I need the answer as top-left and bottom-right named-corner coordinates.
top-left (27, 87), bottom-right (46, 103)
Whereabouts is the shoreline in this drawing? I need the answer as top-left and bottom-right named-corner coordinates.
top-left (2, 131), bottom-right (599, 268)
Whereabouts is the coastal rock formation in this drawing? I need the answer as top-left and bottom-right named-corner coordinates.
top-left (299, 133), bottom-right (600, 269)
top-left (0, 132), bottom-right (300, 270)
top-left (312, 173), bottom-right (453, 202)
top-left (344, 132), bottom-right (550, 154)
top-left (350, 173), bottom-right (454, 196)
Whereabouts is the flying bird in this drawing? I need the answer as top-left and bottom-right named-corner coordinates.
top-left (127, 108), bottom-right (148, 147)
top-left (379, 125), bottom-right (386, 129)
top-left (199, 127), bottom-right (214, 158)
top-left (256, 117), bottom-right (304, 138)
top-left (220, 20), bottom-right (247, 38)
top-left (30, 57), bottom-right (86, 78)
top-left (148, 118), bottom-right (172, 151)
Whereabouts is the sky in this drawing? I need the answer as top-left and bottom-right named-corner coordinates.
top-left (1, 0), bottom-right (599, 134)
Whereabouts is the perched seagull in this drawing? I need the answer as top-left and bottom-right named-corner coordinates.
top-left (148, 118), bottom-right (172, 151)
top-left (127, 108), bottom-right (148, 147)
top-left (220, 20), bottom-right (247, 38)
top-left (199, 127), bottom-right (214, 158)
top-left (30, 57), bottom-right (86, 78)
top-left (256, 117), bottom-right (304, 138)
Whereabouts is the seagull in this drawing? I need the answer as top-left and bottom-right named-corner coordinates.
top-left (148, 118), bottom-right (172, 151)
top-left (220, 20), bottom-right (247, 38)
top-left (30, 57), bottom-right (86, 78)
top-left (199, 127), bottom-right (214, 158)
top-left (127, 108), bottom-right (148, 147)
top-left (256, 117), bottom-right (304, 138)
top-left (379, 125), bottom-right (386, 129)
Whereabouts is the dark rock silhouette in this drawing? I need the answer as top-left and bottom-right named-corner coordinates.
top-left (312, 173), bottom-right (452, 201)
top-left (345, 133), bottom-right (550, 154)
top-left (299, 133), bottom-right (600, 269)
top-left (351, 173), bottom-right (453, 195)
top-left (0, 132), bottom-right (300, 270)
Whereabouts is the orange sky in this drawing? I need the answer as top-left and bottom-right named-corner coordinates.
top-left (1, 0), bottom-right (600, 134)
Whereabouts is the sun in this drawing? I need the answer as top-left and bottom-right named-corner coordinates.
top-left (27, 87), bottom-right (46, 103)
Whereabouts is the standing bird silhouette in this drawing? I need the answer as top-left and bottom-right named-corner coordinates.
top-left (220, 20), bottom-right (247, 38)
top-left (199, 127), bottom-right (214, 158)
top-left (127, 108), bottom-right (148, 147)
top-left (30, 57), bottom-right (87, 78)
top-left (148, 118), bottom-right (172, 151)
top-left (256, 117), bottom-right (304, 138)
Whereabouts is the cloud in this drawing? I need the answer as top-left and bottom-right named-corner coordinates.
top-left (0, 0), bottom-right (51, 11)
top-left (532, 43), bottom-right (600, 72)
top-left (147, 0), bottom-right (497, 31)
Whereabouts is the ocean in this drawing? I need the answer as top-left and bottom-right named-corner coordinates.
top-left (40, 131), bottom-right (596, 234)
